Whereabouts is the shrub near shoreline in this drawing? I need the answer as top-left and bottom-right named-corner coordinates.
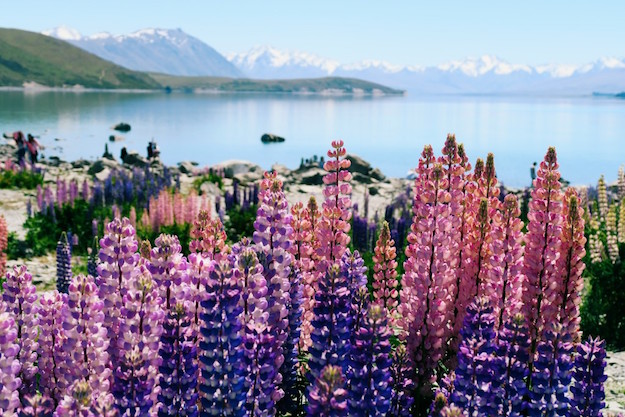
top-left (0, 137), bottom-right (615, 416)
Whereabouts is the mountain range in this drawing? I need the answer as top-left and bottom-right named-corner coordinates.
top-left (43, 26), bottom-right (625, 94)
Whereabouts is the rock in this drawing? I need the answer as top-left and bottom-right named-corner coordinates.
top-left (214, 160), bottom-right (263, 178)
top-left (122, 151), bottom-right (148, 168)
top-left (88, 158), bottom-right (119, 175)
top-left (261, 133), bottom-right (285, 143)
top-left (108, 135), bottom-right (124, 142)
top-left (113, 122), bottom-right (131, 132)
top-left (71, 159), bottom-right (92, 169)
top-left (200, 181), bottom-right (221, 197)
top-left (295, 167), bottom-right (326, 185)
top-left (95, 167), bottom-right (111, 182)
top-left (346, 154), bottom-right (386, 182)
top-left (45, 156), bottom-right (64, 167)
top-left (178, 161), bottom-right (198, 175)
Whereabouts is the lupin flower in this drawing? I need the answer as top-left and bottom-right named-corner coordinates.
top-left (588, 234), bottom-right (605, 264)
top-left (389, 345), bottom-right (414, 417)
top-left (606, 205), bottom-right (619, 263)
top-left (619, 200), bottom-right (625, 244)
top-left (300, 196), bottom-right (321, 352)
top-left (399, 145), bottom-right (456, 394)
top-left (597, 175), bottom-right (608, 219)
top-left (348, 304), bottom-right (393, 417)
top-left (158, 303), bottom-right (198, 417)
top-left (0, 215), bottom-right (7, 276)
top-left (0, 300), bottom-right (21, 416)
top-left (97, 217), bottom-right (140, 369)
top-left (199, 258), bottom-right (246, 416)
top-left (315, 140), bottom-right (352, 272)
top-left (54, 380), bottom-right (118, 417)
top-left (189, 210), bottom-right (227, 259)
top-left (449, 297), bottom-right (499, 417)
top-left (18, 393), bottom-right (54, 417)
top-left (497, 313), bottom-right (530, 417)
top-left (372, 221), bottom-right (399, 315)
top-left (277, 267), bottom-right (304, 414)
top-left (488, 194), bottom-right (525, 328)
top-left (569, 337), bottom-right (607, 417)
top-left (56, 232), bottom-right (72, 294)
top-left (252, 171), bottom-right (294, 399)
top-left (38, 291), bottom-right (67, 404)
top-left (113, 267), bottom-right (164, 416)
top-left (527, 324), bottom-right (573, 416)
top-left (2, 265), bottom-right (39, 397)
top-left (149, 234), bottom-right (189, 312)
top-left (60, 275), bottom-right (111, 401)
top-left (308, 263), bottom-right (352, 383)
top-left (522, 147), bottom-right (564, 346)
top-left (306, 365), bottom-right (348, 417)
top-left (546, 190), bottom-right (586, 341)
top-left (618, 166), bottom-right (625, 199)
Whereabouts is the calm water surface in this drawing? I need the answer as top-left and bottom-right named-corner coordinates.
top-left (0, 91), bottom-right (623, 187)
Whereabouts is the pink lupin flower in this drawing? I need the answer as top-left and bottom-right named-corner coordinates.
top-left (129, 206), bottom-right (137, 229)
top-left (522, 147), bottom-right (564, 347)
top-left (299, 196), bottom-right (321, 351)
top-left (315, 140), bottom-right (352, 272)
top-left (372, 221), bottom-right (399, 317)
top-left (398, 145), bottom-right (455, 393)
top-left (546, 189), bottom-right (586, 342)
top-left (487, 194), bottom-right (525, 329)
top-left (189, 210), bottom-right (228, 259)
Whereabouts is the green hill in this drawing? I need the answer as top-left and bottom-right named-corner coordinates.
top-left (0, 28), bottom-right (159, 89)
top-left (150, 73), bottom-right (404, 95)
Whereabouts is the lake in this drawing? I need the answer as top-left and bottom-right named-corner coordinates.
top-left (0, 90), bottom-right (623, 187)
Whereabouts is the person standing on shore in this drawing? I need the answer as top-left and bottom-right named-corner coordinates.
top-left (13, 131), bottom-right (26, 165)
top-left (530, 161), bottom-right (537, 186)
top-left (26, 134), bottom-right (42, 165)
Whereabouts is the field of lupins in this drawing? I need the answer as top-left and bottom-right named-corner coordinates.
top-left (0, 136), bottom-right (622, 416)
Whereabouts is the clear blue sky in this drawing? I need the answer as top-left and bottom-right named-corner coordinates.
top-left (1, 0), bottom-right (623, 66)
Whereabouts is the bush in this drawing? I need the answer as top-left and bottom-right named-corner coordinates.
top-left (0, 169), bottom-right (44, 189)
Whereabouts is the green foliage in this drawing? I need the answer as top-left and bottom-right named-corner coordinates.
top-left (137, 222), bottom-right (192, 256)
top-left (0, 169), bottom-right (43, 189)
top-left (193, 172), bottom-right (224, 194)
top-left (581, 247), bottom-right (625, 349)
top-left (6, 231), bottom-right (28, 259)
top-left (225, 204), bottom-right (257, 243)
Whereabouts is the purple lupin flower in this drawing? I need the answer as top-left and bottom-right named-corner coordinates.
top-left (348, 304), bottom-right (393, 417)
top-left (56, 232), bottom-right (72, 294)
top-left (38, 291), bottom-right (68, 406)
top-left (308, 263), bottom-right (352, 384)
top-left (96, 217), bottom-right (140, 370)
top-left (252, 172), bottom-right (294, 402)
top-left (389, 345), bottom-right (414, 417)
top-left (199, 258), bottom-right (246, 416)
top-left (497, 313), bottom-right (530, 417)
top-left (18, 393), bottom-right (54, 417)
top-left (306, 365), bottom-right (348, 417)
top-left (528, 323), bottom-right (574, 417)
top-left (569, 337), bottom-right (607, 417)
top-left (112, 267), bottom-right (164, 416)
top-left (2, 265), bottom-right (39, 398)
top-left (59, 275), bottom-right (111, 403)
top-left (148, 234), bottom-right (189, 312)
top-left (449, 297), bottom-right (499, 416)
top-left (0, 300), bottom-right (21, 416)
top-left (157, 303), bottom-right (198, 417)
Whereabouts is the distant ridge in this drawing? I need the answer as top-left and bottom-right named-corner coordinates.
top-left (43, 26), bottom-right (242, 78)
top-left (0, 28), bottom-right (159, 89)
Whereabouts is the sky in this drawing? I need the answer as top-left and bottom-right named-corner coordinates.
top-left (1, 1), bottom-right (624, 66)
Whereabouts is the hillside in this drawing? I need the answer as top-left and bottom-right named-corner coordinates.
top-left (150, 73), bottom-right (404, 94)
top-left (0, 28), bottom-right (160, 89)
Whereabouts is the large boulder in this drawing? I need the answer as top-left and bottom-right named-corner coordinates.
top-left (88, 157), bottom-right (119, 175)
top-left (214, 160), bottom-right (263, 178)
top-left (293, 167), bottom-right (326, 185)
top-left (178, 161), bottom-right (198, 175)
top-left (123, 151), bottom-right (148, 168)
top-left (345, 154), bottom-right (386, 182)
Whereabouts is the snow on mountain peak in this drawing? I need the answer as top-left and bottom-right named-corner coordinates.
top-left (42, 26), bottom-right (82, 41)
top-left (229, 46), bottom-right (340, 74)
top-left (437, 55), bottom-right (532, 77)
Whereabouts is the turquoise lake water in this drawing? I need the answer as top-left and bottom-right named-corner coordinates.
top-left (0, 90), bottom-right (623, 187)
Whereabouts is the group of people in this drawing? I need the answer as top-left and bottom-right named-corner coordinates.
top-left (10, 131), bottom-right (42, 166)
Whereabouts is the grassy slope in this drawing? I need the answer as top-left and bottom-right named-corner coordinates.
top-left (0, 28), bottom-right (160, 89)
top-left (150, 73), bottom-right (404, 94)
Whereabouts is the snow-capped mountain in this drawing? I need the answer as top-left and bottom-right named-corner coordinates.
top-left (228, 47), bottom-right (625, 94)
top-left (42, 26), bottom-right (242, 77)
